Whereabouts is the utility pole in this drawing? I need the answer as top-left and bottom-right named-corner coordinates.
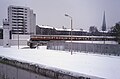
top-left (65, 14), bottom-right (73, 55)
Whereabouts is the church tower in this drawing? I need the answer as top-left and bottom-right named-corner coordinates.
top-left (102, 11), bottom-right (106, 31)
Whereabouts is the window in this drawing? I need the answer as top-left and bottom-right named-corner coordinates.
top-left (25, 11), bottom-right (27, 13)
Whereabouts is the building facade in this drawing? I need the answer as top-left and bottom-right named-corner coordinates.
top-left (8, 5), bottom-right (36, 35)
top-left (36, 25), bottom-right (57, 35)
top-left (36, 25), bottom-right (88, 36)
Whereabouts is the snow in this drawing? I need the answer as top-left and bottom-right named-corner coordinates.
top-left (66, 41), bottom-right (118, 44)
top-left (0, 26), bottom-right (3, 28)
top-left (39, 25), bottom-right (55, 29)
top-left (55, 28), bottom-right (88, 32)
top-left (0, 46), bottom-right (120, 79)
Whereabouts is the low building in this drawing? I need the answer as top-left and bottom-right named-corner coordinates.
top-left (36, 25), bottom-right (88, 36)
top-left (36, 25), bottom-right (57, 35)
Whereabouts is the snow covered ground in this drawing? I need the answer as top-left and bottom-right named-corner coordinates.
top-left (0, 46), bottom-right (120, 79)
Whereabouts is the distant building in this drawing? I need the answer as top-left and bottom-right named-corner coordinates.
top-left (0, 5), bottom-right (36, 47)
top-left (8, 5), bottom-right (36, 35)
top-left (36, 25), bottom-right (88, 36)
top-left (36, 25), bottom-right (57, 35)
top-left (102, 11), bottom-right (106, 31)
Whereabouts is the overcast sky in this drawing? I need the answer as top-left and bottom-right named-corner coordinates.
top-left (0, 0), bottom-right (120, 30)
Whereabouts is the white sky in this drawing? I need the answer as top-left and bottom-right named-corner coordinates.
top-left (0, 0), bottom-right (120, 31)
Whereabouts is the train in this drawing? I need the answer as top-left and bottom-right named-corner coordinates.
top-left (27, 35), bottom-right (116, 48)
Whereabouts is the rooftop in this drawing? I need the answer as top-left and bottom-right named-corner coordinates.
top-left (39, 25), bottom-right (55, 29)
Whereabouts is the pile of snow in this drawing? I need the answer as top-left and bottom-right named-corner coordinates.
top-left (0, 46), bottom-right (120, 79)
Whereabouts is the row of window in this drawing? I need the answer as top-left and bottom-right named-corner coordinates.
top-left (12, 21), bottom-right (27, 23)
top-left (12, 18), bottom-right (27, 21)
top-left (12, 10), bottom-right (27, 13)
top-left (12, 27), bottom-right (27, 29)
top-left (12, 16), bottom-right (27, 19)
top-left (12, 16), bottom-right (24, 18)
top-left (12, 24), bottom-right (27, 26)
top-left (12, 13), bottom-right (27, 16)
top-left (12, 7), bottom-right (27, 10)
top-left (12, 16), bottom-right (23, 18)
top-left (12, 30), bottom-right (27, 33)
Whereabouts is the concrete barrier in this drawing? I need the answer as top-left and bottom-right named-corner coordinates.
top-left (0, 56), bottom-right (103, 79)
top-left (47, 41), bottom-right (120, 56)
top-left (0, 39), bottom-right (3, 46)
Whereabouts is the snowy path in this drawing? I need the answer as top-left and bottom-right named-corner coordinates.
top-left (0, 46), bottom-right (120, 79)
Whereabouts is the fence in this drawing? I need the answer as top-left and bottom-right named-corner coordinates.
top-left (0, 39), bottom-right (3, 46)
top-left (47, 41), bottom-right (120, 56)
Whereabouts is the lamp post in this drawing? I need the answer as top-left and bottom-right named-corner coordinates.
top-left (17, 20), bottom-right (19, 49)
top-left (65, 14), bottom-right (73, 55)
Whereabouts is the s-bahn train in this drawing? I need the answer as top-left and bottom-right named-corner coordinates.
top-left (27, 35), bottom-right (116, 48)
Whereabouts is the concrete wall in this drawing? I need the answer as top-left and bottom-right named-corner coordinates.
top-left (0, 63), bottom-right (51, 79)
top-left (0, 34), bottom-right (30, 46)
top-left (0, 39), bottom-right (27, 46)
top-left (0, 39), bottom-right (3, 46)
top-left (0, 56), bottom-right (103, 79)
top-left (11, 34), bottom-right (30, 46)
top-left (47, 41), bottom-right (120, 56)
top-left (12, 34), bottom-right (30, 40)
top-left (11, 40), bottom-right (27, 46)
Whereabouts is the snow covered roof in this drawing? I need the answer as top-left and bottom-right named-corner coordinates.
top-left (39, 25), bottom-right (55, 29)
top-left (38, 25), bottom-right (88, 32)
top-left (56, 28), bottom-right (88, 32)
top-left (0, 46), bottom-right (120, 79)
top-left (99, 30), bottom-right (108, 33)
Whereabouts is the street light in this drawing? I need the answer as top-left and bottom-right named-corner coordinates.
top-left (65, 14), bottom-right (73, 55)
top-left (17, 21), bottom-right (19, 49)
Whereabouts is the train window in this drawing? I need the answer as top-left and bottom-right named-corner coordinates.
top-left (65, 37), bottom-right (67, 39)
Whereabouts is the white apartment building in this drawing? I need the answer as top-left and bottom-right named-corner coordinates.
top-left (8, 5), bottom-right (36, 35)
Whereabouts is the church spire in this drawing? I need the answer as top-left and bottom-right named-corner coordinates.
top-left (102, 11), bottom-right (106, 31)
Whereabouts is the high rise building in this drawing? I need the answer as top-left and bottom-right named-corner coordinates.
top-left (102, 11), bottom-right (106, 31)
top-left (8, 5), bottom-right (36, 35)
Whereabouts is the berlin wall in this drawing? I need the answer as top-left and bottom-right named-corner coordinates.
top-left (0, 56), bottom-right (103, 79)
top-left (47, 41), bottom-right (120, 56)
